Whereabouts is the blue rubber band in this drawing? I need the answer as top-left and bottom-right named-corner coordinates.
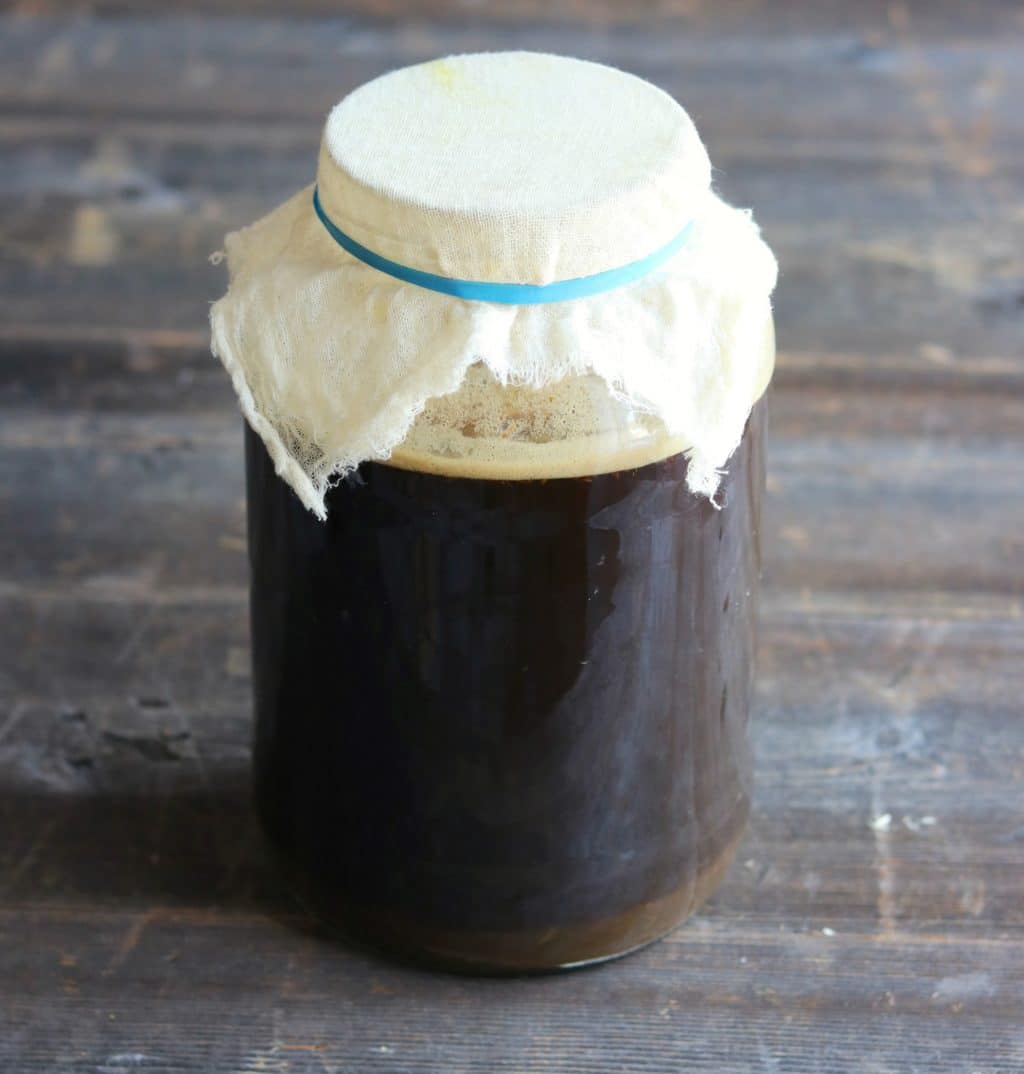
top-left (312, 187), bottom-right (692, 306)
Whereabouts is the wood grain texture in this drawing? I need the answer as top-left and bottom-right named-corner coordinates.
top-left (1, 3), bottom-right (1023, 1072)
top-left (2, 13), bottom-right (1023, 355)
top-left (1, 599), bottom-right (1023, 1071)
top-left (2, 0), bottom-right (1022, 33)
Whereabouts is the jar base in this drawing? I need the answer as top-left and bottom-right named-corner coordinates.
top-left (271, 819), bottom-right (747, 975)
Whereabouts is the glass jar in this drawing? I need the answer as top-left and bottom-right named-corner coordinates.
top-left (246, 314), bottom-right (772, 972)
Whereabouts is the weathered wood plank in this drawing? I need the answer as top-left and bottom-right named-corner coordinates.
top-left (2, 415), bottom-right (1022, 598)
top-left (2, 600), bottom-right (1022, 1070)
top-left (1, 7), bottom-right (1022, 1074)
top-left (3, 483), bottom-right (1019, 1067)
top-left (5, 332), bottom-right (1024, 426)
top-left (1, 594), bottom-right (1022, 935)
top-left (3, 13), bottom-right (1019, 135)
top-left (2, 0), bottom-right (1020, 31)
top-left (2, 158), bottom-right (1022, 364)
top-left (4, 586), bottom-right (1022, 726)
top-left (1, 917), bottom-right (1020, 1074)
top-left (1, 13), bottom-right (1022, 356)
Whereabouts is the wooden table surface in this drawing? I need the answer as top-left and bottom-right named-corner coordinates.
top-left (2, 2), bottom-right (1023, 1071)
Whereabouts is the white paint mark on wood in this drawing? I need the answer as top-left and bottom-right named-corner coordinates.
top-left (872, 780), bottom-right (897, 934)
top-left (870, 813), bottom-right (892, 832)
top-left (931, 971), bottom-right (995, 1001)
top-left (68, 205), bottom-right (117, 267)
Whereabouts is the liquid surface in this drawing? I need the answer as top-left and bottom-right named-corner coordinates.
top-left (246, 401), bottom-right (765, 969)
top-left (389, 319), bottom-right (773, 481)
top-left (389, 364), bottom-right (690, 480)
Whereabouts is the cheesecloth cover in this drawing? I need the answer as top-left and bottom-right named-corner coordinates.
top-left (211, 51), bottom-right (778, 519)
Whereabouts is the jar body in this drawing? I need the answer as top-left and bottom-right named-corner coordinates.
top-left (246, 375), bottom-right (766, 971)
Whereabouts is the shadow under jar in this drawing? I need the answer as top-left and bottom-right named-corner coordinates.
top-left (247, 368), bottom-right (767, 973)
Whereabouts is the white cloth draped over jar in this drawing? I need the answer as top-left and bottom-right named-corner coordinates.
top-left (211, 51), bottom-right (778, 519)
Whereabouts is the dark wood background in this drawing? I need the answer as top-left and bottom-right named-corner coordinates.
top-left (2, 2), bottom-right (1023, 1071)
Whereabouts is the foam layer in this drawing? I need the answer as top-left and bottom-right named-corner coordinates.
top-left (386, 313), bottom-right (775, 481)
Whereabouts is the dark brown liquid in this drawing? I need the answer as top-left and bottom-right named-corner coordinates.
top-left (246, 401), bottom-right (764, 971)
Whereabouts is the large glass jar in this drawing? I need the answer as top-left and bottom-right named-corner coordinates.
top-left (246, 315), bottom-right (772, 972)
